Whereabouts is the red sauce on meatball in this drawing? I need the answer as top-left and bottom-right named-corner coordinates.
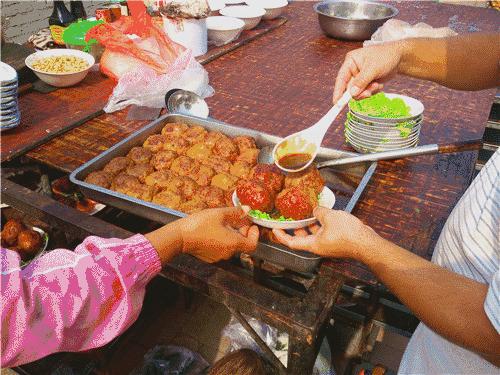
top-left (236, 180), bottom-right (275, 212)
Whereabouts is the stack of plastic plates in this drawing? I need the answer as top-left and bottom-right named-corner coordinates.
top-left (1, 62), bottom-right (20, 132)
top-left (345, 93), bottom-right (424, 154)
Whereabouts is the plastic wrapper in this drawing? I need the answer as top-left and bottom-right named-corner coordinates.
top-left (86, 1), bottom-right (213, 113)
top-left (363, 19), bottom-right (458, 47)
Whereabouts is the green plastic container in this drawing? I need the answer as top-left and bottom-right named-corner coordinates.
top-left (63, 19), bottom-right (104, 61)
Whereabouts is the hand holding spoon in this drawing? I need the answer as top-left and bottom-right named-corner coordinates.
top-left (273, 91), bottom-right (352, 172)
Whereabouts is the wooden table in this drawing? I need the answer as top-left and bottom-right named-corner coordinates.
top-left (2, 2), bottom-right (499, 374)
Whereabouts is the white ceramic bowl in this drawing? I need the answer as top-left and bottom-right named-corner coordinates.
top-left (25, 49), bottom-right (95, 88)
top-left (207, 16), bottom-right (245, 45)
top-left (208, 0), bottom-right (225, 15)
top-left (245, 0), bottom-right (287, 20)
top-left (220, 5), bottom-right (266, 30)
top-left (233, 186), bottom-right (336, 230)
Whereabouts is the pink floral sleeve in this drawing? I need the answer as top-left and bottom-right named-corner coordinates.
top-left (1, 234), bottom-right (161, 367)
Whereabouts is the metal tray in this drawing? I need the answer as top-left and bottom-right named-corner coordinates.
top-left (70, 114), bottom-right (376, 273)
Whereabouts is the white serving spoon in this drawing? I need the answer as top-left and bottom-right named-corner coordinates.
top-left (273, 90), bottom-right (352, 173)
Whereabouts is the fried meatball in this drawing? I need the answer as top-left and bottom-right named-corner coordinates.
top-left (250, 164), bottom-right (285, 193)
top-left (1, 219), bottom-right (23, 247)
top-left (163, 134), bottom-right (190, 154)
top-left (190, 165), bottom-right (215, 187)
top-left (225, 189), bottom-right (235, 207)
top-left (126, 163), bottom-right (154, 183)
top-left (143, 134), bottom-right (167, 153)
top-left (179, 197), bottom-right (207, 214)
top-left (183, 125), bottom-right (207, 144)
top-left (144, 170), bottom-right (174, 189)
top-left (284, 166), bottom-right (325, 195)
top-left (125, 184), bottom-right (155, 202)
top-left (152, 189), bottom-right (183, 210)
top-left (205, 131), bottom-right (226, 148)
top-left (201, 156), bottom-right (231, 174)
top-left (198, 186), bottom-right (226, 208)
top-left (112, 173), bottom-right (141, 193)
top-left (233, 136), bottom-right (257, 152)
top-left (178, 176), bottom-right (198, 200)
top-left (127, 147), bottom-right (152, 164)
top-left (186, 142), bottom-right (212, 161)
top-left (275, 187), bottom-right (318, 220)
top-left (230, 161), bottom-right (252, 179)
top-left (151, 150), bottom-right (178, 171)
top-left (236, 180), bottom-right (274, 212)
top-left (17, 229), bottom-right (42, 256)
top-left (213, 137), bottom-right (239, 162)
top-left (236, 148), bottom-right (259, 166)
top-left (161, 122), bottom-right (189, 136)
top-left (103, 157), bottom-right (132, 175)
top-left (170, 156), bottom-right (200, 177)
top-left (211, 173), bottom-right (238, 191)
top-left (85, 171), bottom-right (111, 189)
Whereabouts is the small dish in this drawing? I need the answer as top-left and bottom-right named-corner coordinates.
top-left (233, 186), bottom-right (335, 229)
top-left (25, 49), bottom-right (95, 88)
top-left (207, 16), bottom-right (245, 45)
top-left (220, 5), bottom-right (266, 30)
top-left (349, 93), bottom-right (424, 123)
top-left (245, 0), bottom-right (287, 20)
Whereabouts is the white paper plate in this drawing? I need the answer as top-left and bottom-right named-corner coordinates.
top-left (233, 186), bottom-right (335, 229)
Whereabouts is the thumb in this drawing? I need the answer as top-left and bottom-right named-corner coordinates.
top-left (238, 225), bottom-right (259, 253)
top-left (350, 70), bottom-right (375, 98)
top-left (313, 206), bottom-right (330, 224)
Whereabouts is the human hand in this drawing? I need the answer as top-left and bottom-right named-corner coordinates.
top-left (272, 207), bottom-right (378, 260)
top-left (332, 41), bottom-right (405, 103)
top-left (178, 207), bottom-right (259, 263)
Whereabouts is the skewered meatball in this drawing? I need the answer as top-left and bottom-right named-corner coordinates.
top-left (145, 170), bottom-right (174, 189)
top-left (17, 229), bottom-right (42, 257)
top-left (164, 134), bottom-right (190, 154)
top-left (186, 142), bottom-right (212, 161)
top-left (1, 219), bottom-right (23, 247)
top-left (213, 137), bottom-right (239, 162)
top-left (179, 197), bottom-right (207, 214)
top-left (85, 171), bottom-right (111, 189)
top-left (233, 136), bottom-right (257, 152)
top-left (183, 125), bottom-right (207, 144)
top-left (284, 166), bottom-right (325, 195)
top-left (230, 161), bottom-right (252, 179)
top-left (198, 186), bottom-right (226, 208)
top-left (275, 187), bottom-right (318, 220)
top-left (103, 157), bottom-right (132, 175)
top-left (211, 172), bottom-right (238, 191)
top-left (250, 164), bottom-right (285, 193)
top-left (190, 164), bottom-right (215, 187)
top-left (236, 180), bottom-right (274, 212)
top-left (205, 131), bottom-right (226, 148)
top-left (126, 163), bottom-right (154, 183)
top-left (127, 146), bottom-right (152, 164)
top-left (161, 122), bottom-right (189, 136)
top-left (236, 148), bottom-right (259, 166)
top-left (152, 189), bottom-right (184, 210)
top-left (112, 173), bottom-right (141, 193)
top-left (170, 155), bottom-right (201, 177)
top-left (151, 150), bottom-right (178, 171)
top-left (201, 156), bottom-right (231, 174)
top-left (143, 134), bottom-right (167, 153)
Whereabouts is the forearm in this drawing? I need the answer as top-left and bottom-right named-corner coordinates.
top-left (356, 235), bottom-right (500, 364)
top-left (144, 220), bottom-right (183, 265)
top-left (398, 33), bottom-right (500, 90)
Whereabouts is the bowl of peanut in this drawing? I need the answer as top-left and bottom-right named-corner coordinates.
top-left (25, 49), bottom-right (95, 87)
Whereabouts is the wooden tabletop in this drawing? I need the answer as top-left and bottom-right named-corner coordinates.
top-left (20, 1), bottom-right (500, 285)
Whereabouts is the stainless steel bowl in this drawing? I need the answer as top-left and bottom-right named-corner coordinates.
top-left (314, 1), bottom-right (398, 41)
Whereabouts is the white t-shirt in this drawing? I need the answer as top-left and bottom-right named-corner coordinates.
top-left (398, 149), bottom-right (500, 375)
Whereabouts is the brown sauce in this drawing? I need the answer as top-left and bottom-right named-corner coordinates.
top-left (278, 153), bottom-right (312, 170)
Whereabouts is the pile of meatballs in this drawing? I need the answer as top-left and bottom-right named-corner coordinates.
top-left (84, 122), bottom-right (261, 213)
top-left (236, 163), bottom-right (325, 221)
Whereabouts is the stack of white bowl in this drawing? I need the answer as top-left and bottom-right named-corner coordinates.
top-left (0, 62), bottom-right (20, 132)
top-left (345, 93), bottom-right (424, 154)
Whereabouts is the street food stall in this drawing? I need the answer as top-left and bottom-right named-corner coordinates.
top-left (1, 1), bottom-right (499, 374)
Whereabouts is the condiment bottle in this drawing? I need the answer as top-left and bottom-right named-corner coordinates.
top-left (49, 1), bottom-right (76, 45)
top-left (70, 1), bottom-right (87, 20)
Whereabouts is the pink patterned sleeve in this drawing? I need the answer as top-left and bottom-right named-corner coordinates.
top-left (1, 234), bottom-right (161, 367)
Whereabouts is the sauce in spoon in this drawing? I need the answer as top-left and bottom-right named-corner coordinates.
top-left (277, 153), bottom-right (313, 170)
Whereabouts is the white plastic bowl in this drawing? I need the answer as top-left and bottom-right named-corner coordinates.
top-left (207, 16), bottom-right (245, 45)
top-left (220, 5), bottom-right (266, 30)
top-left (25, 49), bottom-right (95, 88)
top-left (245, 0), bottom-right (287, 20)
